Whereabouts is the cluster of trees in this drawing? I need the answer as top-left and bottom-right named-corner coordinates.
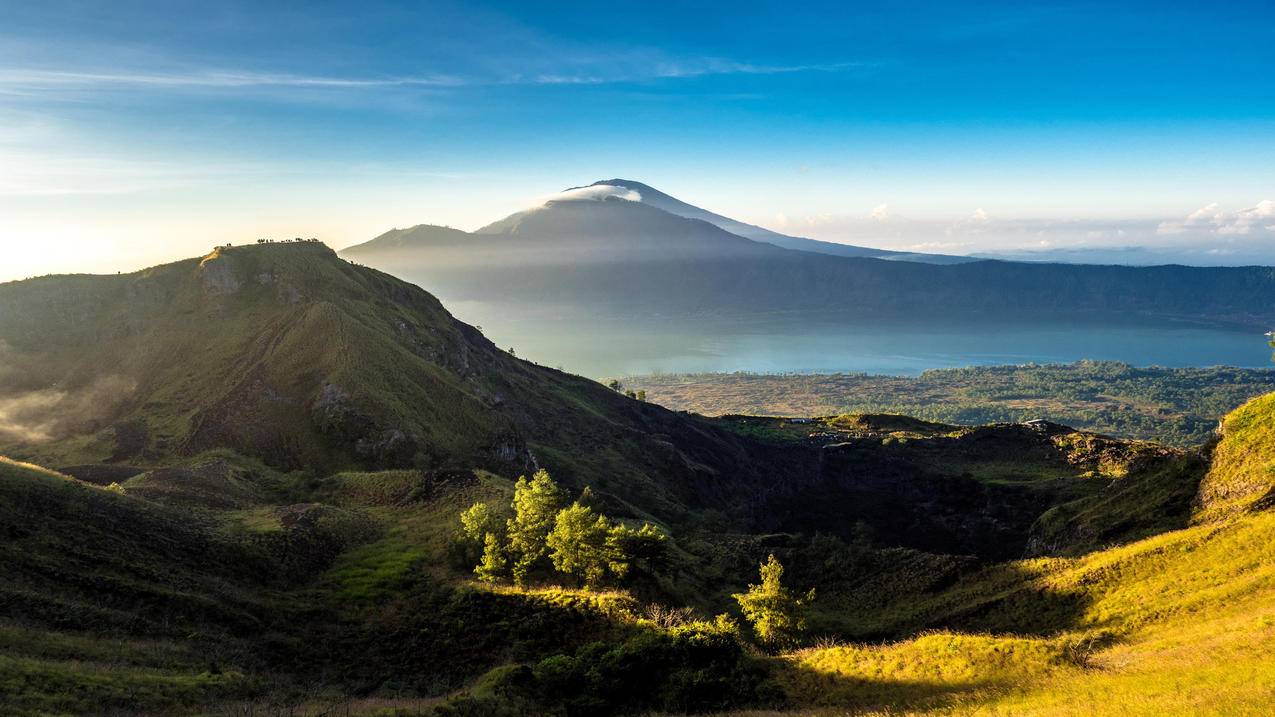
top-left (458, 471), bottom-right (815, 647)
top-left (458, 470), bottom-right (668, 589)
top-left (605, 379), bottom-right (646, 401)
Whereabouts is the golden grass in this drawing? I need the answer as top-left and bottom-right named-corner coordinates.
top-left (0, 454), bottom-right (69, 480)
top-left (761, 510), bottom-right (1275, 716)
top-left (1196, 392), bottom-right (1275, 522)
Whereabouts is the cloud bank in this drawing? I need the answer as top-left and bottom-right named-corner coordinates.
top-left (760, 200), bottom-right (1275, 266)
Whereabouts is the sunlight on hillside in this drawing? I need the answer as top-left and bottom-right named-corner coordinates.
top-left (767, 510), bottom-right (1275, 716)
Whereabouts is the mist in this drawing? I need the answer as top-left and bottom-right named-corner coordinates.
top-left (0, 375), bottom-right (136, 443)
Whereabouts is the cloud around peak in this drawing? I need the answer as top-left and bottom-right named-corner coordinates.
top-left (537, 184), bottom-right (642, 207)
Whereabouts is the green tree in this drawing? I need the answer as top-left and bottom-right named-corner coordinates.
top-left (459, 502), bottom-right (500, 543)
top-left (607, 379), bottom-right (624, 392)
top-left (506, 469), bottom-right (567, 585)
top-left (636, 390), bottom-right (646, 402)
top-left (732, 554), bottom-right (813, 647)
top-left (607, 521), bottom-right (669, 576)
top-left (547, 502), bottom-right (616, 588)
top-left (474, 532), bottom-right (508, 583)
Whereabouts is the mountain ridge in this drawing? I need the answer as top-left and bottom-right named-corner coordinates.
top-left (580, 178), bottom-right (977, 264)
top-left (341, 180), bottom-right (1275, 328)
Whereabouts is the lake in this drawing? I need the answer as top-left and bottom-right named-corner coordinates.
top-left (450, 306), bottom-right (1274, 379)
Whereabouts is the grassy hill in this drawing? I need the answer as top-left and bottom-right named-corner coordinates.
top-left (758, 392), bottom-right (1275, 716)
top-left (3, 388), bottom-right (1268, 715)
top-left (0, 241), bottom-right (815, 529)
top-left (3, 242), bottom-right (1274, 715)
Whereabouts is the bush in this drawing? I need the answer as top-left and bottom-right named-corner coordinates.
top-left (434, 619), bottom-right (773, 716)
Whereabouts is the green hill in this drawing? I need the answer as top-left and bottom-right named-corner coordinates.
top-left (0, 241), bottom-right (804, 527)
top-left (3, 242), bottom-right (1275, 715)
top-left (2, 242), bottom-right (1179, 556)
top-left (765, 392), bottom-right (1275, 716)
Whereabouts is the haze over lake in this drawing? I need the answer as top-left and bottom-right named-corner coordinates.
top-left (449, 307), bottom-right (1272, 378)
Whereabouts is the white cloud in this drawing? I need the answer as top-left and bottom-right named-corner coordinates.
top-left (869, 203), bottom-right (889, 221)
top-left (970, 208), bottom-right (989, 222)
top-left (0, 68), bottom-right (465, 92)
top-left (536, 184), bottom-right (641, 206)
top-left (1158, 200), bottom-right (1275, 236)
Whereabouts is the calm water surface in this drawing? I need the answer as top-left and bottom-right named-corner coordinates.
top-left (447, 304), bottom-right (1272, 379)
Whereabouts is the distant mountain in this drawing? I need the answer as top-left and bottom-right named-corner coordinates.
top-left (343, 181), bottom-right (1275, 328)
top-left (580, 178), bottom-right (976, 264)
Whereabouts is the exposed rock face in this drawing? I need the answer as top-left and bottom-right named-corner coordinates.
top-left (198, 251), bottom-right (241, 295)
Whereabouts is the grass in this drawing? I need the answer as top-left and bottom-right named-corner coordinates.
top-left (4, 243), bottom-right (1275, 714)
top-left (1196, 391), bottom-right (1275, 522)
top-left (740, 396), bottom-right (1275, 715)
top-left (760, 508), bottom-right (1275, 715)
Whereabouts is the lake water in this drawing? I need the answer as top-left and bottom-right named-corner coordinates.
top-left (447, 304), bottom-right (1273, 379)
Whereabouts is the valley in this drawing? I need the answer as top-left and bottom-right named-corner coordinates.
top-left (2, 241), bottom-right (1272, 715)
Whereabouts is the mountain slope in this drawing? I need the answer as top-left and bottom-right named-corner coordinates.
top-left (770, 393), bottom-right (1275, 716)
top-left (0, 242), bottom-right (827, 529)
top-left (0, 241), bottom-right (530, 472)
top-left (5, 243), bottom-right (1275, 715)
top-left (1, 242), bottom-right (1193, 559)
top-left (583, 178), bottom-right (975, 264)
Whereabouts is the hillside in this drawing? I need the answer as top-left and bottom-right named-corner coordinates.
top-left (0, 241), bottom-right (818, 528)
top-left (0, 243), bottom-right (1180, 554)
top-left (3, 243), bottom-right (1274, 715)
top-left (759, 392), bottom-right (1275, 716)
top-left (2, 388), bottom-right (1269, 715)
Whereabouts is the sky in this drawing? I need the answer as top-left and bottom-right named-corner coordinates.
top-left (1, 0), bottom-right (1273, 280)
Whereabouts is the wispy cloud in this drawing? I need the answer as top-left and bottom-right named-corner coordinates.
top-left (528, 58), bottom-right (865, 86)
top-left (0, 68), bottom-right (466, 92)
top-left (0, 55), bottom-right (867, 95)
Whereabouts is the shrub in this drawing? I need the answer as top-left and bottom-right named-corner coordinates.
top-left (733, 554), bottom-right (814, 648)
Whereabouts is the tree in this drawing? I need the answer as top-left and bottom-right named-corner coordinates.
top-left (732, 554), bottom-right (813, 647)
top-left (506, 469), bottom-right (567, 585)
top-left (548, 504), bottom-right (669, 589)
top-left (547, 502), bottom-right (615, 588)
top-left (607, 379), bottom-right (624, 392)
top-left (607, 521), bottom-right (669, 576)
top-left (474, 532), bottom-right (508, 583)
top-left (636, 390), bottom-right (646, 402)
top-left (459, 502), bottom-right (500, 543)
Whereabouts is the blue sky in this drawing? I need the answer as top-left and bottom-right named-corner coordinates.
top-left (1, 0), bottom-right (1273, 278)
